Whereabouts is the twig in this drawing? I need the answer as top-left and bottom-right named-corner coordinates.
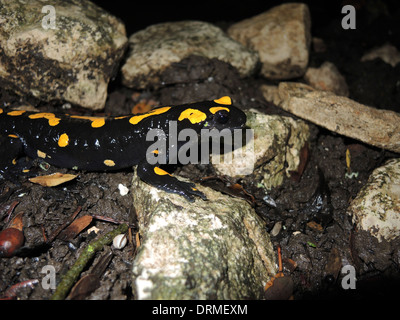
top-left (50, 223), bottom-right (129, 300)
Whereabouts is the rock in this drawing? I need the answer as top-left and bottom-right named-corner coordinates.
top-left (272, 82), bottom-right (400, 154)
top-left (121, 21), bottom-right (259, 89)
top-left (212, 110), bottom-right (310, 189)
top-left (228, 3), bottom-right (311, 80)
top-left (347, 158), bottom-right (400, 242)
top-left (131, 170), bottom-right (276, 299)
top-left (361, 43), bottom-right (400, 67)
top-left (258, 84), bottom-right (282, 105)
top-left (0, 0), bottom-right (127, 110)
top-left (304, 61), bottom-right (349, 97)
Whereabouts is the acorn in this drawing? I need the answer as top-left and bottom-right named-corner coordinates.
top-left (0, 212), bottom-right (24, 258)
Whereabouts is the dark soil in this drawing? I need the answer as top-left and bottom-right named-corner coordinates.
top-left (1, 1), bottom-right (400, 300)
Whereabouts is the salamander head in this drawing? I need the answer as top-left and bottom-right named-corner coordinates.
top-left (176, 96), bottom-right (247, 132)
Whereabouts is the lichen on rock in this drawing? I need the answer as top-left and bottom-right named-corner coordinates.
top-left (131, 169), bottom-right (276, 299)
top-left (0, 0), bottom-right (127, 110)
top-left (213, 110), bottom-right (310, 189)
top-left (347, 158), bottom-right (400, 242)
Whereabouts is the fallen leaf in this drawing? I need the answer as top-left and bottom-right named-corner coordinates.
top-left (264, 276), bottom-right (294, 300)
top-left (307, 221), bottom-right (323, 232)
top-left (290, 142), bottom-right (309, 182)
top-left (8, 212), bottom-right (24, 231)
top-left (29, 173), bottom-right (77, 187)
top-left (57, 215), bottom-right (93, 241)
top-left (67, 251), bottom-right (114, 300)
top-left (283, 258), bottom-right (297, 273)
top-left (131, 99), bottom-right (158, 114)
top-left (324, 247), bottom-right (342, 280)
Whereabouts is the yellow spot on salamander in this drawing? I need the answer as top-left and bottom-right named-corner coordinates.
top-left (91, 118), bottom-right (105, 128)
top-left (29, 113), bottom-right (61, 126)
top-left (154, 167), bottom-right (172, 176)
top-left (37, 150), bottom-right (47, 159)
top-left (129, 107), bottom-right (171, 125)
top-left (70, 115), bottom-right (106, 128)
top-left (7, 110), bottom-right (26, 116)
top-left (0, 108), bottom-right (3, 114)
top-left (104, 159), bottom-right (115, 167)
top-left (8, 134), bottom-right (18, 138)
top-left (178, 109), bottom-right (207, 124)
top-left (214, 96), bottom-right (232, 105)
top-left (58, 133), bottom-right (69, 147)
top-left (210, 106), bottom-right (230, 114)
top-left (12, 158), bottom-right (17, 165)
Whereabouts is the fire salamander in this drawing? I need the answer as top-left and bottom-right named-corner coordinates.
top-left (0, 96), bottom-right (247, 201)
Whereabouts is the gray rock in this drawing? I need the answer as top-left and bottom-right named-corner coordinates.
top-left (304, 61), bottom-right (349, 97)
top-left (273, 82), bottom-right (400, 154)
top-left (361, 43), bottom-right (400, 67)
top-left (121, 21), bottom-right (259, 89)
top-left (347, 158), bottom-right (400, 242)
top-left (131, 170), bottom-right (276, 299)
top-left (0, 0), bottom-right (127, 110)
top-left (213, 110), bottom-right (310, 189)
top-left (228, 3), bottom-right (311, 80)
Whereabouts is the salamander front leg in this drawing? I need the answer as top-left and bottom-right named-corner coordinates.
top-left (136, 160), bottom-right (206, 202)
top-left (0, 135), bottom-right (29, 184)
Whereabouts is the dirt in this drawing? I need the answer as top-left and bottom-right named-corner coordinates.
top-left (1, 2), bottom-right (400, 300)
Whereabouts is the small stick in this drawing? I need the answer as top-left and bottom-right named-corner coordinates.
top-left (50, 223), bottom-right (129, 300)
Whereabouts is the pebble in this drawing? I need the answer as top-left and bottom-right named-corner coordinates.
top-left (361, 43), bottom-right (400, 67)
top-left (304, 61), bottom-right (349, 97)
top-left (113, 234), bottom-right (127, 249)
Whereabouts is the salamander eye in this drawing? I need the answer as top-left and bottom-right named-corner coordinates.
top-left (215, 110), bottom-right (229, 124)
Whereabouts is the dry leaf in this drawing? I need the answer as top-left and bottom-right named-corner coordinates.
top-left (8, 212), bottom-right (24, 231)
top-left (307, 221), bottom-right (323, 232)
top-left (29, 173), bottom-right (77, 187)
top-left (57, 215), bottom-right (93, 241)
top-left (325, 247), bottom-right (342, 279)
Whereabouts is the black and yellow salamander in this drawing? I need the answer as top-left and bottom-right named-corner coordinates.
top-left (0, 96), bottom-right (247, 201)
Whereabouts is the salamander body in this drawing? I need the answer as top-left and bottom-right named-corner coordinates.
top-left (0, 96), bottom-right (246, 201)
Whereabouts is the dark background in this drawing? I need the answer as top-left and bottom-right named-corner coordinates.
top-left (91, 0), bottom-right (400, 45)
